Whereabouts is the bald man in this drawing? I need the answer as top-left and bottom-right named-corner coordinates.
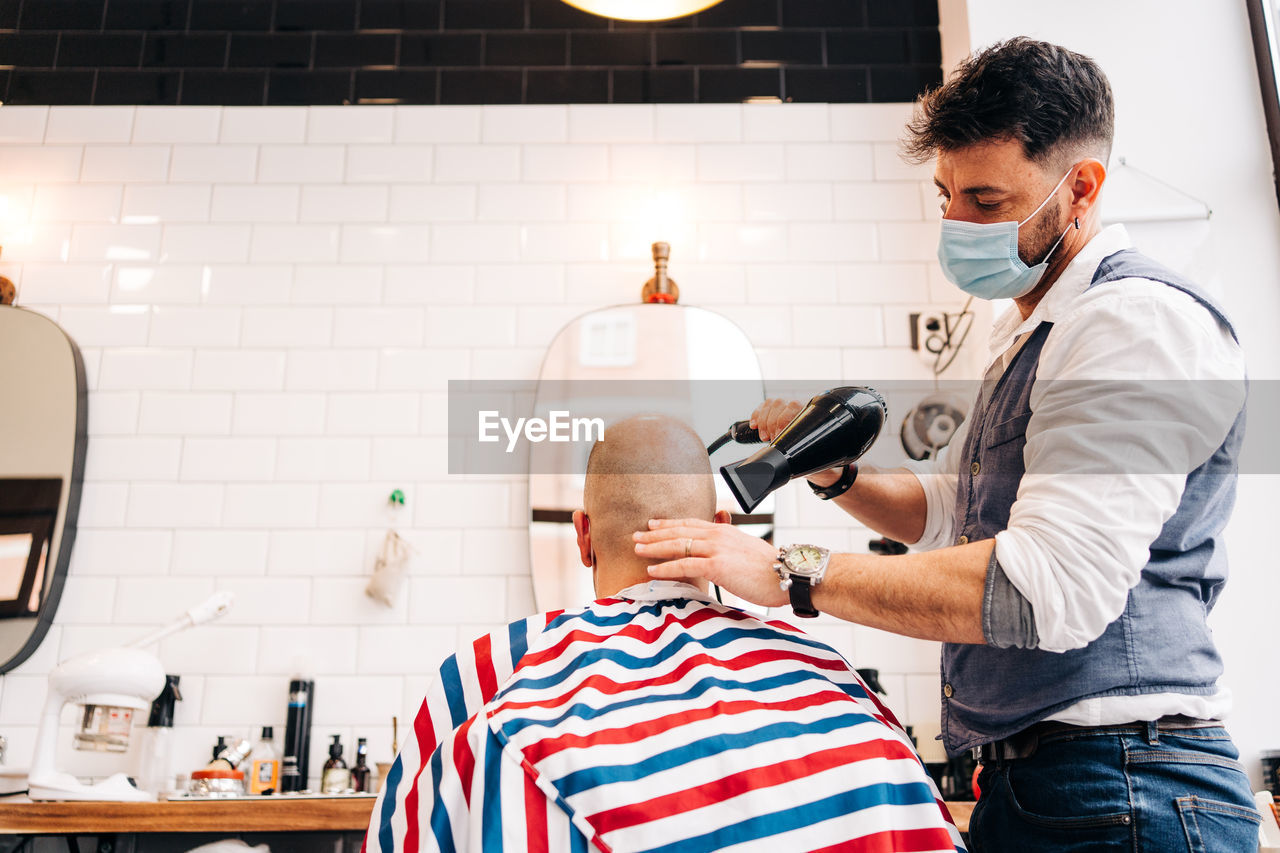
top-left (365, 416), bottom-right (964, 853)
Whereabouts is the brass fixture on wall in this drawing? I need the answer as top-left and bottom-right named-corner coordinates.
top-left (641, 242), bottom-right (680, 304)
top-left (560, 0), bottom-right (727, 22)
top-left (0, 247), bottom-right (14, 306)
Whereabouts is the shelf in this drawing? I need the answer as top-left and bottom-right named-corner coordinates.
top-left (0, 794), bottom-right (377, 834)
top-left (0, 795), bottom-right (973, 836)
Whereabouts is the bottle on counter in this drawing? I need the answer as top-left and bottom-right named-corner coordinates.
top-left (210, 737), bottom-right (253, 771)
top-left (280, 677), bottom-right (314, 793)
top-left (135, 674), bottom-right (182, 798)
top-left (320, 734), bottom-right (351, 794)
top-left (351, 737), bottom-right (370, 793)
top-left (211, 735), bottom-right (228, 763)
top-left (249, 726), bottom-right (280, 795)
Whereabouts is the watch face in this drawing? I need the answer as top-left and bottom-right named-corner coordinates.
top-left (784, 545), bottom-right (826, 577)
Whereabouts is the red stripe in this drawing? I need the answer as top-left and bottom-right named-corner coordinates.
top-left (806, 826), bottom-right (958, 852)
top-left (544, 609), bottom-right (567, 627)
top-left (522, 763), bottom-right (549, 853)
top-left (474, 633), bottom-right (499, 701)
top-left (401, 699), bottom-right (437, 853)
top-left (520, 607), bottom-right (757, 669)
top-left (452, 717), bottom-right (477, 808)
top-left (590, 738), bottom-right (920, 833)
top-left (521, 688), bottom-right (852, 764)
top-left (494, 644), bottom-right (851, 717)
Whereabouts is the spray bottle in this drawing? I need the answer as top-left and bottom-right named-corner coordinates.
top-left (135, 674), bottom-right (181, 798)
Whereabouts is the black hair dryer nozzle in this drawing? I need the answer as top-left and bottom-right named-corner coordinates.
top-left (720, 386), bottom-right (886, 513)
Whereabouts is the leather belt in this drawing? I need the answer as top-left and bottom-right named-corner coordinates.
top-left (975, 715), bottom-right (1222, 764)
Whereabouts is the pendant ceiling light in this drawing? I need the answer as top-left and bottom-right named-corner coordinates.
top-left (560, 0), bottom-right (727, 22)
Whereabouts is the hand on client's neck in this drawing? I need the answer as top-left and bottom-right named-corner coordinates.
top-left (593, 552), bottom-right (706, 599)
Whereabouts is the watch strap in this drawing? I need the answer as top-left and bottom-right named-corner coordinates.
top-left (787, 576), bottom-right (819, 618)
top-left (808, 463), bottom-right (858, 500)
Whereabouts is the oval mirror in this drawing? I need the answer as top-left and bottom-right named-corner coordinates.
top-left (0, 304), bottom-right (87, 673)
top-left (529, 300), bottom-right (773, 612)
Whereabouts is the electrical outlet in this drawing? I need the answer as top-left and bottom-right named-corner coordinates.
top-left (910, 311), bottom-right (949, 367)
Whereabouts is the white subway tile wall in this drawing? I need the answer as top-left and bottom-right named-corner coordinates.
top-left (0, 104), bottom-right (969, 783)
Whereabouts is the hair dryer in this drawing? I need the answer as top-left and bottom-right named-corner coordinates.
top-left (718, 386), bottom-right (886, 513)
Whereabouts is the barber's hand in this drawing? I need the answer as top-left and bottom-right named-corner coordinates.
top-left (634, 518), bottom-right (787, 608)
top-left (748, 398), bottom-right (804, 443)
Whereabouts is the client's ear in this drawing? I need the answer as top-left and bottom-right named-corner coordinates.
top-left (571, 510), bottom-right (593, 568)
top-left (713, 509), bottom-right (732, 524)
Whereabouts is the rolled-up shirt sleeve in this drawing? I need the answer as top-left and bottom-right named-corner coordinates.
top-left (902, 415), bottom-right (967, 551)
top-left (993, 281), bottom-right (1246, 653)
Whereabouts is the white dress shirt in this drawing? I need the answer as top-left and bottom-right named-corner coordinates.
top-left (905, 224), bottom-right (1245, 725)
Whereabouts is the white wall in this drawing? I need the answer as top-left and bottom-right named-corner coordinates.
top-left (964, 0), bottom-right (1280, 786)
top-left (0, 102), bottom-right (968, 784)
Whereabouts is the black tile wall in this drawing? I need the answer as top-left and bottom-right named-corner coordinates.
top-left (526, 68), bottom-right (607, 103)
top-left (182, 70), bottom-right (265, 103)
top-left (142, 33), bottom-right (229, 68)
top-left (0, 32), bottom-right (58, 66)
top-left (400, 33), bottom-right (483, 66)
top-left (57, 33), bottom-right (145, 68)
top-left (699, 66), bottom-right (781, 102)
top-left (267, 70), bottom-right (353, 104)
top-left (570, 32), bottom-right (650, 66)
top-left (359, 0), bottom-right (441, 30)
top-left (0, 0), bottom-right (940, 105)
top-left (0, 0), bottom-right (19, 30)
top-left (228, 33), bottom-right (313, 69)
top-left (95, 69), bottom-right (181, 104)
top-left (612, 68), bottom-right (694, 102)
top-left (314, 33), bottom-right (398, 67)
top-left (354, 68), bottom-right (438, 102)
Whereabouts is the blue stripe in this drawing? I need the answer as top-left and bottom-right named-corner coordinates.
top-left (440, 654), bottom-right (468, 728)
top-left (544, 604), bottom-right (658, 631)
top-left (499, 667), bottom-right (857, 740)
top-left (507, 618), bottom-right (530, 669)
top-left (499, 623), bottom-right (835, 700)
top-left (555, 710), bottom-right (874, 798)
top-left (569, 823), bottom-right (589, 853)
top-left (426, 745), bottom-right (457, 853)
top-left (634, 780), bottom-right (941, 853)
top-left (375, 755), bottom-right (404, 853)
top-left (547, 605), bottom-right (839, 655)
top-left (480, 729), bottom-right (505, 853)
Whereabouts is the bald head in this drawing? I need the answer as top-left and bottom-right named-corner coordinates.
top-left (581, 415), bottom-right (717, 580)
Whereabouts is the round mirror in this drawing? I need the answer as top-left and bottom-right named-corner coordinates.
top-left (0, 305), bottom-right (87, 673)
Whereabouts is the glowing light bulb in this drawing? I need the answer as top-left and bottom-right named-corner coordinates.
top-left (560, 0), bottom-right (726, 22)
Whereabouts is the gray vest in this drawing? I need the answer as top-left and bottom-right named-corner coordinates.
top-left (940, 248), bottom-right (1246, 755)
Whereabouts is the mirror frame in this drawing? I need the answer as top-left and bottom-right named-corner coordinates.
top-left (1247, 0), bottom-right (1280, 210)
top-left (0, 306), bottom-right (89, 674)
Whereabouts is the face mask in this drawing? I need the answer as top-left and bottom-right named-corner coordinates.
top-left (936, 169), bottom-right (1078, 300)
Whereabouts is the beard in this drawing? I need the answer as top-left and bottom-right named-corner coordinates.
top-left (1017, 197), bottom-right (1067, 268)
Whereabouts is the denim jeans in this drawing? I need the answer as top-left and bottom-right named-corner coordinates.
top-left (968, 724), bottom-right (1260, 852)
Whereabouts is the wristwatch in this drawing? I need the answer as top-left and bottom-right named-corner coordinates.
top-left (773, 544), bottom-right (830, 619)
top-left (808, 463), bottom-right (858, 500)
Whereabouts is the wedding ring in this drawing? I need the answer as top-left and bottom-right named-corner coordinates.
top-left (684, 538), bottom-right (693, 558)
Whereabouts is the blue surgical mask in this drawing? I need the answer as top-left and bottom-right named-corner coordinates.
top-left (936, 169), bottom-right (1077, 300)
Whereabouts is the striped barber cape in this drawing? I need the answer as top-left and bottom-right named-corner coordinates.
top-left (365, 582), bottom-right (965, 853)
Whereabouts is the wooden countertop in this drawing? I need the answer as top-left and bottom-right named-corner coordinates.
top-left (0, 794), bottom-right (377, 834)
top-left (0, 795), bottom-right (974, 836)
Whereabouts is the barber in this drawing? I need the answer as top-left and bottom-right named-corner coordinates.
top-left (635, 37), bottom-right (1257, 851)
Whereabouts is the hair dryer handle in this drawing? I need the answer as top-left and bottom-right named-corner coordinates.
top-left (727, 420), bottom-right (761, 444)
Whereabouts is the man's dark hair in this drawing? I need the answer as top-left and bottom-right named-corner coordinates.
top-left (903, 37), bottom-right (1114, 167)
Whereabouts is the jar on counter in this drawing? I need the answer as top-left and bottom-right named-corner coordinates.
top-left (187, 768), bottom-right (246, 798)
